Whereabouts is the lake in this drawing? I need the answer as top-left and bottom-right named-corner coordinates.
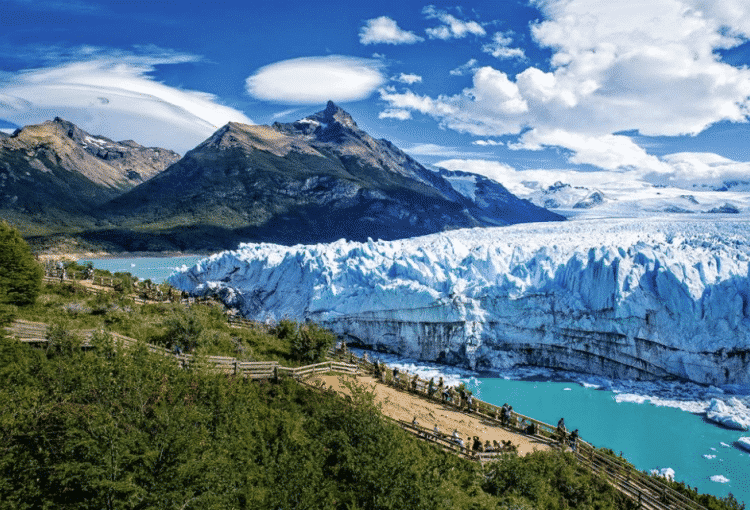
top-left (83, 255), bottom-right (750, 505)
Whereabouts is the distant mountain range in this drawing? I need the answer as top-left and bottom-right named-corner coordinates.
top-left (2, 102), bottom-right (564, 252)
top-left (0, 118), bottom-right (179, 235)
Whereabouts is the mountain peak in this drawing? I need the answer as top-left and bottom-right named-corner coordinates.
top-left (313, 100), bottom-right (358, 129)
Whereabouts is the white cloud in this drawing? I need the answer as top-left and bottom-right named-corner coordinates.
top-left (436, 149), bottom-right (750, 195)
top-left (423, 6), bottom-right (486, 40)
top-left (655, 152), bottom-right (750, 188)
top-left (435, 158), bottom-right (645, 196)
top-left (449, 59), bottom-right (478, 76)
top-left (482, 32), bottom-right (526, 60)
top-left (404, 143), bottom-right (486, 158)
top-left (510, 129), bottom-right (672, 173)
top-left (378, 109), bottom-right (412, 120)
top-left (246, 55), bottom-right (386, 104)
top-left (381, 0), bottom-right (750, 173)
top-left (0, 54), bottom-right (252, 154)
top-left (393, 73), bottom-right (422, 84)
top-left (472, 139), bottom-right (503, 146)
top-left (359, 16), bottom-right (424, 45)
top-left (270, 108), bottom-right (300, 120)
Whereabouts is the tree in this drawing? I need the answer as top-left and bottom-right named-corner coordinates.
top-left (0, 222), bottom-right (43, 308)
top-left (290, 323), bottom-right (335, 364)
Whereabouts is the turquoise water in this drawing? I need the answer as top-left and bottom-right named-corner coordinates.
top-left (465, 378), bottom-right (749, 504)
top-left (78, 255), bottom-right (204, 283)
top-left (81, 256), bottom-right (750, 504)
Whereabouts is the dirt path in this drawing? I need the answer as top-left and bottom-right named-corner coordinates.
top-left (311, 373), bottom-right (552, 457)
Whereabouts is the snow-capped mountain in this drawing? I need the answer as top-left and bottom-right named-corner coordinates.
top-left (169, 217), bottom-right (750, 388)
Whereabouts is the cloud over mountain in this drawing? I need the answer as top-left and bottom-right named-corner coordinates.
top-left (0, 51), bottom-right (253, 154)
top-left (246, 56), bottom-right (386, 104)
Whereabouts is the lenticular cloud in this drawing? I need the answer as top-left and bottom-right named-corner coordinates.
top-left (0, 57), bottom-right (253, 154)
top-left (246, 55), bottom-right (386, 104)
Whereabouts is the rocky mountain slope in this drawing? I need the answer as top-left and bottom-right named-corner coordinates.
top-left (0, 118), bottom-right (179, 232)
top-left (170, 217), bottom-right (750, 388)
top-left (98, 102), bottom-right (563, 247)
top-left (438, 168), bottom-right (565, 224)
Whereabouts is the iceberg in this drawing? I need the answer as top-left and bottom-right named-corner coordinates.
top-left (650, 467), bottom-right (676, 481)
top-left (705, 398), bottom-right (750, 430)
top-left (169, 218), bottom-right (750, 387)
top-left (737, 437), bottom-right (750, 452)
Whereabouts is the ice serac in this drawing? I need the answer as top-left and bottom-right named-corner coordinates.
top-left (169, 218), bottom-right (750, 388)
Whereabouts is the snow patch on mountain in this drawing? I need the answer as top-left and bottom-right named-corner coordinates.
top-left (169, 217), bottom-right (750, 388)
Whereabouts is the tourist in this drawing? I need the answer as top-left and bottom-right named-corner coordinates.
top-left (411, 374), bottom-right (419, 392)
top-left (412, 416), bottom-right (419, 427)
top-left (569, 429), bottom-right (579, 451)
top-left (500, 403), bottom-right (509, 426)
top-left (427, 377), bottom-right (435, 398)
top-left (466, 392), bottom-right (474, 412)
top-left (556, 417), bottom-right (567, 443)
top-left (393, 367), bottom-right (400, 386)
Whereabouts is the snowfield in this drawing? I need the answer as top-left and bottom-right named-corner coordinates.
top-left (169, 217), bottom-right (750, 388)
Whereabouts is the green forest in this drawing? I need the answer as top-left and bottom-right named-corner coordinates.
top-left (0, 223), bottom-right (744, 509)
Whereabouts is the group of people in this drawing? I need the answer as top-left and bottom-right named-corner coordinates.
top-left (371, 355), bottom-right (581, 452)
top-left (556, 417), bottom-right (580, 450)
top-left (412, 418), bottom-right (515, 457)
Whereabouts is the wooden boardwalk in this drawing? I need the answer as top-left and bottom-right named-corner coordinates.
top-left (331, 350), bottom-right (707, 510)
top-left (5, 320), bottom-right (358, 380)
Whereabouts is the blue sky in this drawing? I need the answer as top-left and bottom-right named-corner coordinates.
top-left (3, 0), bottom-right (750, 190)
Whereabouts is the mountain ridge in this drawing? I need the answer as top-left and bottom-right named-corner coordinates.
top-left (96, 101), bottom-right (563, 249)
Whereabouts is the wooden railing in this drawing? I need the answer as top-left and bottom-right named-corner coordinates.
top-left (4, 320), bottom-right (357, 381)
top-left (329, 348), bottom-right (706, 510)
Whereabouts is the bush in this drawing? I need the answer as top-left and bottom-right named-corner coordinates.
top-left (0, 222), bottom-right (43, 307)
top-left (289, 322), bottom-right (335, 364)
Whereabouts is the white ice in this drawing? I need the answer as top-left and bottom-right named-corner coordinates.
top-left (169, 217), bottom-right (750, 390)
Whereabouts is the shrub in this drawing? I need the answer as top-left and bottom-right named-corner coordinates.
top-left (290, 322), bottom-right (335, 364)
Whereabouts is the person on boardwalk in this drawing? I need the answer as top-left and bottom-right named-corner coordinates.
top-left (411, 374), bottom-right (419, 393)
top-left (466, 392), bottom-right (474, 413)
top-left (393, 367), bottom-right (400, 387)
top-left (556, 417), bottom-right (567, 443)
top-left (442, 386), bottom-right (451, 403)
top-left (500, 403), bottom-right (509, 426)
top-left (569, 429), bottom-right (579, 451)
top-left (427, 377), bottom-right (435, 398)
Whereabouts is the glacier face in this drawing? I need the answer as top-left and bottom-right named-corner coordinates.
top-left (168, 217), bottom-right (750, 388)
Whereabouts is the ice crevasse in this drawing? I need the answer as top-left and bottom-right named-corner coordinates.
top-left (169, 218), bottom-right (750, 388)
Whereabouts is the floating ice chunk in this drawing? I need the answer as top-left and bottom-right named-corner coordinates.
top-left (721, 442), bottom-right (731, 448)
top-left (737, 437), bottom-right (750, 452)
top-left (615, 393), bottom-right (649, 404)
top-left (710, 475), bottom-right (730, 483)
top-left (651, 467), bottom-right (675, 481)
top-left (705, 398), bottom-right (750, 430)
top-left (563, 387), bottom-right (572, 391)
top-left (703, 454), bottom-right (716, 459)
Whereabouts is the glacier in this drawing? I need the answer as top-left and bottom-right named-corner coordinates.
top-left (168, 217), bottom-right (750, 388)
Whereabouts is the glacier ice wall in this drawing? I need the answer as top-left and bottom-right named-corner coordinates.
top-left (169, 218), bottom-right (750, 388)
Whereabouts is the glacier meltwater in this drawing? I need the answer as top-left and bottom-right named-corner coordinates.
top-left (169, 218), bottom-right (750, 388)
